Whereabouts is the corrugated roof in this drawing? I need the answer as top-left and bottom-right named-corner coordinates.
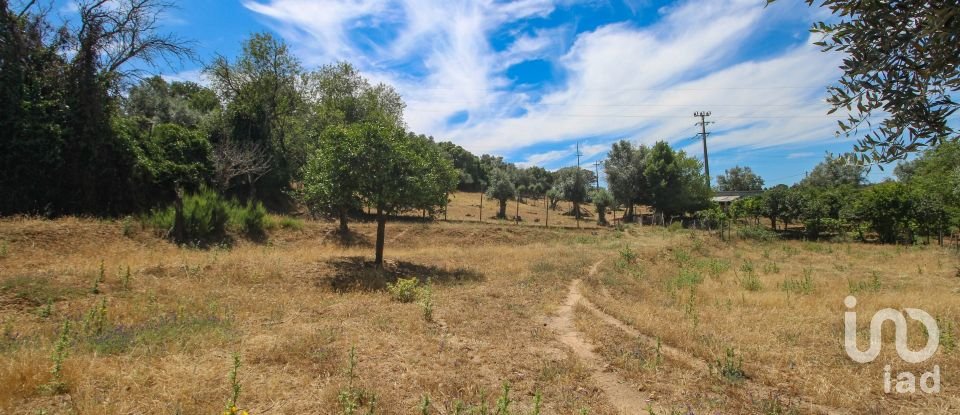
top-left (711, 195), bottom-right (740, 203)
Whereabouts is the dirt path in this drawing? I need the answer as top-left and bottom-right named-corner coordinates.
top-left (577, 270), bottom-right (847, 415)
top-left (547, 261), bottom-right (666, 414)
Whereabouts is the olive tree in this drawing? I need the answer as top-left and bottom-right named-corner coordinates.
top-left (485, 168), bottom-right (516, 219)
top-left (302, 122), bottom-right (457, 267)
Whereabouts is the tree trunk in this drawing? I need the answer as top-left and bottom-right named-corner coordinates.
top-left (498, 199), bottom-right (507, 219)
top-left (515, 198), bottom-right (520, 223)
top-left (597, 207), bottom-right (607, 225)
top-left (338, 208), bottom-right (349, 233)
top-left (375, 208), bottom-right (386, 268)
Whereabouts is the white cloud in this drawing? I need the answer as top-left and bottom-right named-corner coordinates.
top-left (246, 0), bottom-right (847, 165)
top-left (161, 69), bottom-right (209, 86)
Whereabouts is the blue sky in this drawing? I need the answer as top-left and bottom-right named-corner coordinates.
top-left (61, 0), bottom-right (898, 186)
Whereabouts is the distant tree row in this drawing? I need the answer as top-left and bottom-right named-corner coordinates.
top-left (726, 147), bottom-right (959, 244)
top-left (604, 140), bottom-right (711, 223)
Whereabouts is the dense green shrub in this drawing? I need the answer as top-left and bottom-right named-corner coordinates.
top-left (146, 187), bottom-right (228, 243)
top-left (227, 200), bottom-right (267, 236)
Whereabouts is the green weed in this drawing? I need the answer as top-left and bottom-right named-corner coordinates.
top-left (43, 321), bottom-right (71, 395)
top-left (91, 260), bottom-right (105, 294)
top-left (714, 347), bottom-right (746, 382)
top-left (420, 278), bottom-right (434, 322)
top-left (848, 271), bottom-right (882, 294)
top-left (739, 272), bottom-right (762, 292)
top-left (386, 277), bottom-right (420, 303)
top-left (939, 318), bottom-right (956, 352)
top-left (779, 274), bottom-right (814, 295)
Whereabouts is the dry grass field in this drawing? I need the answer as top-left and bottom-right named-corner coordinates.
top-left (443, 191), bottom-right (631, 229)
top-left (0, 208), bottom-right (957, 414)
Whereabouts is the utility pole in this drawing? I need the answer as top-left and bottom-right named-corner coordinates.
top-left (593, 160), bottom-right (602, 190)
top-left (694, 111), bottom-right (713, 188)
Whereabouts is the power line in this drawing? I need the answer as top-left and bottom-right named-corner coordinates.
top-left (403, 109), bottom-right (847, 119)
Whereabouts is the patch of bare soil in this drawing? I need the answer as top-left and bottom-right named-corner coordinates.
top-left (547, 261), bottom-right (666, 414)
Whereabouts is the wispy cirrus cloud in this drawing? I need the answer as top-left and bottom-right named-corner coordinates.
top-left (245, 0), bottom-right (847, 173)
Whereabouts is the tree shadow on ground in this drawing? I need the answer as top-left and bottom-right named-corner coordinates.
top-left (324, 256), bottom-right (484, 293)
top-left (320, 228), bottom-right (373, 248)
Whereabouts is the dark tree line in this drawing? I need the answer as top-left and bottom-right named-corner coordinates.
top-left (728, 148), bottom-right (959, 244)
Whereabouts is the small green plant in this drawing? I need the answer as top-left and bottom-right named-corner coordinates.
top-left (740, 260), bottom-right (754, 274)
top-left (121, 216), bottom-right (136, 237)
top-left (223, 353), bottom-right (249, 415)
top-left (495, 382), bottom-right (511, 414)
top-left (531, 391), bottom-right (542, 415)
top-left (703, 258), bottom-right (730, 280)
top-left (339, 346), bottom-right (377, 415)
top-left (939, 318), bottom-right (957, 352)
top-left (739, 272), bottom-right (762, 292)
top-left (616, 246), bottom-right (638, 270)
top-left (684, 287), bottom-right (699, 328)
top-left (762, 262), bottom-right (780, 274)
top-left (121, 265), bottom-right (132, 290)
top-left (779, 274), bottom-right (814, 295)
top-left (37, 299), bottom-right (53, 319)
top-left (82, 298), bottom-right (108, 336)
top-left (44, 320), bottom-right (71, 394)
top-left (419, 278), bottom-right (434, 322)
top-left (848, 271), bottom-right (882, 294)
top-left (387, 277), bottom-right (420, 303)
top-left (714, 347), bottom-right (746, 382)
top-left (756, 393), bottom-right (800, 415)
top-left (0, 240), bottom-right (8, 258)
top-left (91, 260), bottom-right (105, 294)
top-left (669, 268), bottom-right (703, 290)
top-left (420, 394), bottom-right (431, 414)
top-left (672, 248), bottom-right (690, 264)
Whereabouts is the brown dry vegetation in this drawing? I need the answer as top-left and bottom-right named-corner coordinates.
top-left (0, 210), bottom-right (957, 414)
top-left (580, 227), bottom-right (960, 414)
top-left (443, 191), bottom-right (632, 229)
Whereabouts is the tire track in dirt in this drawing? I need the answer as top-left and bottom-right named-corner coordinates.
top-left (547, 261), bottom-right (667, 414)
top-left (578, 269), bottom-right (848, 415)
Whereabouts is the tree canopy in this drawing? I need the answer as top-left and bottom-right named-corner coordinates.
top-left (782, 0), bottom-right (960, 162)
top-left (716, 166), bottom-right (764, 191)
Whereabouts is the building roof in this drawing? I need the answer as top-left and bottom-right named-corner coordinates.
top-left (711, 195), bottom-right (741, 203)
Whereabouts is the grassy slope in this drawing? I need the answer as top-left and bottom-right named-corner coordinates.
top-left (0, 216), bottom-right (957, 414)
